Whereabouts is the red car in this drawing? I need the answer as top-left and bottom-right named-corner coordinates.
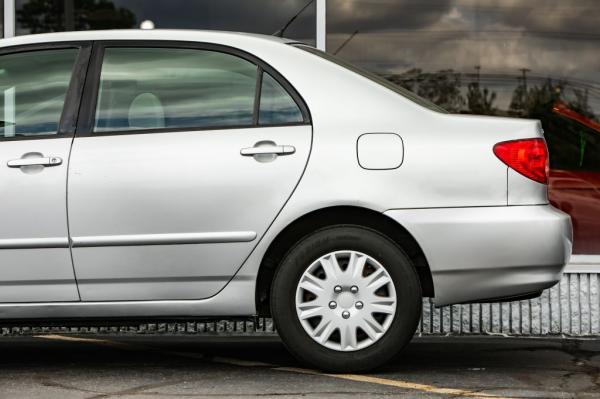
top-left (549, 102), bottom-right (600, 254)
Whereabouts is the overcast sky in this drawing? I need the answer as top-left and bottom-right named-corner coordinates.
top-left (325, 0), bottom-right (600, 111)
top-left (327, 0), bottom-right (600, 76)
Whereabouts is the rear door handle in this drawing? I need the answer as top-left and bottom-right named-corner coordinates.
top-left (240, 145), bottom-right (296, 156)
top-left (7, 156), bottom-right (63, 168)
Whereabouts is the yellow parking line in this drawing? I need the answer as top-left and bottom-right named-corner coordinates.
top-left (321, 373), bottom-right (511, 399)
top-left (35, 334), bottom-right (132, 349)
top-left (36, 334), bottom-right (275, 367)
top-left (275, 366), bottom-right (513, 399)
top-left (35, 334), bottom-right (514, 399)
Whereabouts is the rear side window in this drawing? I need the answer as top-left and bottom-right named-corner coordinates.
top-left (94, 47), bottom-right (258, 132)
top-left (259, 72), bottom-right (304, 125)
top-left (93, 46), bottom-right (309, 133)
top-left (0, 48), bottom-right (78, 138)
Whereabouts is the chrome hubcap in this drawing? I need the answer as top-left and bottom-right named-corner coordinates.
top-left (295, 250), bottom-right (397, 352)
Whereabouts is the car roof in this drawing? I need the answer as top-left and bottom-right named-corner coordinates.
top-left (0, 29), bottom-right (299, 49)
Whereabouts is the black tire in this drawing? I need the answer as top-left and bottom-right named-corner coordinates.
top-left (271, 225), bottom-right (422, 373)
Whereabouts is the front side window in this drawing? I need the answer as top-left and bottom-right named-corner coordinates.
top-left (94, 47), bottom-right (259, 132)
top-left (0, 48), bottom-right (78, 138)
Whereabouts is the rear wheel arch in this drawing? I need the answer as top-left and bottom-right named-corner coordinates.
top-left (255, 206), bottom-right (434, 316)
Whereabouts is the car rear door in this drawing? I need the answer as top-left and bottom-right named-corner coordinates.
top-left (68, 41), bottom-right (312, 301)
top-left (0, 42), bottom-right (90, 302)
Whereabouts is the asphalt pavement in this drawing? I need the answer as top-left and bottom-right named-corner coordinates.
top-left (0, 334), bottom-right (598, 398)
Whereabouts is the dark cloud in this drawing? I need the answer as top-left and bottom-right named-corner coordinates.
top-left (326, 0), bottom-right (600, 115)
top-left (326, 0), bottom-right (453, 34)
top-left (112, 0), bottom-right (316, 41)
top-left (472, 0), bottom-right (600, 39)
top-left (326, 0), bottom-right (600, 38)
top-left (326, 1), bottom-right (600, 79)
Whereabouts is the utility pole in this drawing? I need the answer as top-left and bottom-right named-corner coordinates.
top-left (64, 0), bottom-right (75, 31)
top-left (519, 68), bottom-right (531, 91)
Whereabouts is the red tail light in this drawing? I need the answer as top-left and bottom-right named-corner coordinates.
top-left (493, 138), bottom-right (549, 184)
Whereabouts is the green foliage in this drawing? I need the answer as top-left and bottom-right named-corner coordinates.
top-left (389, 68), bottom-right (465, 113)
top-left (467, 80), bottom-right (496, 115)
top-left (17, 0), bottom-right (136, 33)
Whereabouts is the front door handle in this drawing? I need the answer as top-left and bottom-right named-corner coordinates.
top-left (7, 156), bottom-right (63, 168)
top-left (240, 145), bottom-right (296, 156)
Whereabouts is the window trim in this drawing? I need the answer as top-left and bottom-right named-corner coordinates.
top-left (252, 66), bottom-right (264, 126)
top-left (76, 40), bottom-right (312, 137)
top-left (0, 41), bottom-right (92, 142)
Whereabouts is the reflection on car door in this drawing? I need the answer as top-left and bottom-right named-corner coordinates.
top-left (68, 43), bottom-right (312, 301)
top-left (0, 44), bottom-right (89, 302)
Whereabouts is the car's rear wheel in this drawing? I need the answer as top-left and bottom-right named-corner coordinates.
top-left (271, 225), bottom-right (422, 372)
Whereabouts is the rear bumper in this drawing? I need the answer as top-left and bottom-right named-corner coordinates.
top-left (384, 205), bottom-right (572, 306)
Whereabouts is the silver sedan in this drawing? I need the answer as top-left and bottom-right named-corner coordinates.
top-left (0, 30), bottom-right (571, 372)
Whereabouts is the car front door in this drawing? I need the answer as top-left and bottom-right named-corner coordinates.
top-left (0, 43), bottom-right (90, 302)
top-left (68, 42), bottom-right (312, 301)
